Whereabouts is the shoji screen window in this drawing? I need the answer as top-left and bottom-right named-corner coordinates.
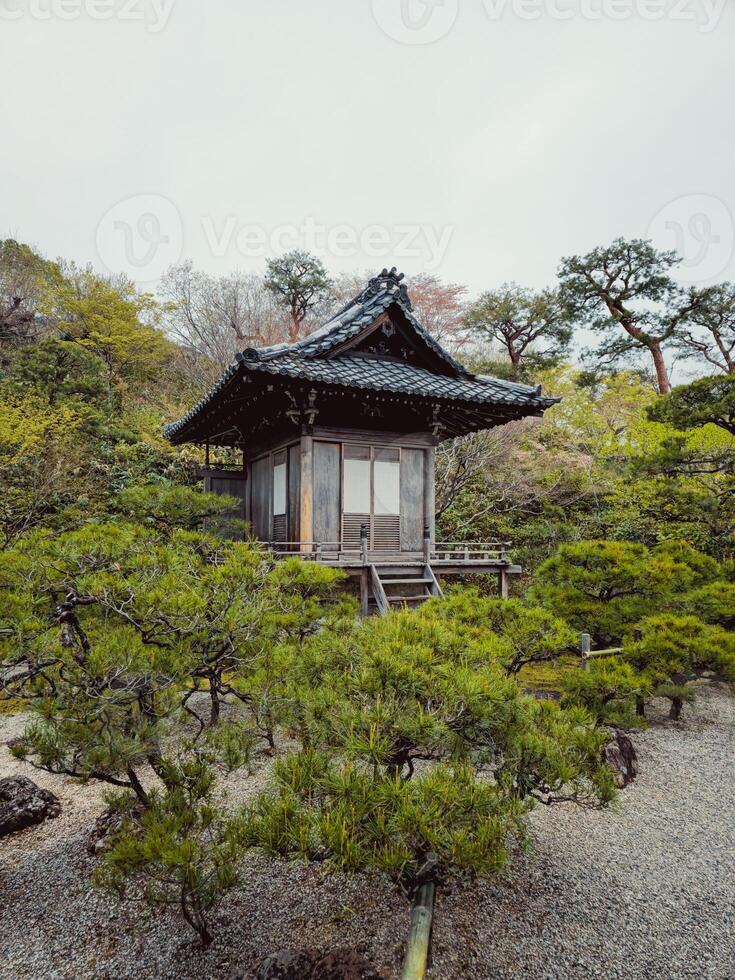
top-left (372, 448), bottom-right (400, 550)
top-left (272, 451), bottom-right (287, 542)
top-left (342, 445), bottom-right (370, 544)
top-left (342, 445), bottom-right (401, 551)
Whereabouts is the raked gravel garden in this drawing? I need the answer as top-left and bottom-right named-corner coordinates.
top-left (1, 684), bottom-right (734, 980)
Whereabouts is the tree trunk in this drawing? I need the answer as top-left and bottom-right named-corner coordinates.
top-left (507, 343), bottom-right (521, 380)
top-left (289, 301), bottom-right (301, 342)
top-left (209, 687), bottom-right (221, 726)
top-left (126, 767), bottom-right (150, 807)
top-left (649, 342), bottom-right (671, 394)
top-left (181, 892), bottom-right (213, 947)
top-left (669, 696), bottom-right (683, 720)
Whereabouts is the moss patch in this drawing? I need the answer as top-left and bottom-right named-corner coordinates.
top-left (0, 698), bottom-right (26, 715)
top-left (518, 655), bottom-right (580, 694)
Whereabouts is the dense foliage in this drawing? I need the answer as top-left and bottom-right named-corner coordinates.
top-left (1, 237), bottom-right (734, 945)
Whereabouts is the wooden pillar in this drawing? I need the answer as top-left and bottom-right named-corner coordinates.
top-left (499, 569), bottom-right (509, 599)
top-left (360, 523), bottom-right (369, 565)
top-left (360, 568), bottom-right (370, 617)
top-left (300, 435), bottom-right (314, 552)
top-left (424, 447), bottom-right (436, 544)
top-left (244, 458), bottom-right (252, 527)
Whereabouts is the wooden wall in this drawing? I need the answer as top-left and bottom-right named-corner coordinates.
top-left (251, 455), bottom-right (271, 541)
top-left (288, 443), bottom-right (301, 543)
top-left (202, 470), bottom-right (247, 540)
top-left (400, 448), bottom-right (425, 551)
top-left (312, 441), bottom-right (341, 545)
top-left (204, 428), bottom-right (437, 551)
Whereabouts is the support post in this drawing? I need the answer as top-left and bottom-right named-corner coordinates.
top-left (299, 435), bottom-right (313, 554)
top-left (360, 568), bottom-right (370, 618)
top-left (361, 523), bottom-right (369, 566)
top-left (580, 632), bottom-right (592, 671)
top-left (423, 524), bottom-right (431, 565)
top-left (498, 569), bottom-right (509, 599)
top-left (205, 440), bottom-right (210, 469)
top-left (423, 447), bottom-right (436, 545)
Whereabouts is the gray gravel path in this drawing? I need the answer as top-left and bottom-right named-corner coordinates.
top-left (1, 685), bottom-right (733, 979)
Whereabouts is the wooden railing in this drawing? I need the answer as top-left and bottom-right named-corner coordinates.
top-left (431, 541), bottom-right (511, 563)
top-left (264, 540), bottom-right (512, 566)
top-left (264, 541), bottom-right (361, 562)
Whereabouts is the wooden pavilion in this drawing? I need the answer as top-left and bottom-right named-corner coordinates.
top-left (164, 268), bottom-right (558, 613)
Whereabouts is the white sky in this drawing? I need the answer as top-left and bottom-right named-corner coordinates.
top-left (3, 0), bottom-right (735, 300)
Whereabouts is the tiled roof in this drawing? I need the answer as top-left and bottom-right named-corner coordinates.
top-left (164, 268), bottom-right (558, 440)
top-left (277, 268), bottom-right (471, 376)
top-left (236, 351), bottom-right (553, 408)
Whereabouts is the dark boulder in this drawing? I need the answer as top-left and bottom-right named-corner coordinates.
top-left (245, 947), bottom-right (385, 980)
top-left (0, 775), bottom-right (61, 836)
top-left (86, 799), bottom-right (146, 855)
top-left (603, 731), bottom-right (639, 788)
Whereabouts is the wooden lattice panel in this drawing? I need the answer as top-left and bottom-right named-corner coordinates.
top-left (273, 514), bottom-right (287, 542)
top-left (372, 515), bottom-right (401, 552)
top-left (342, 513), bottom-right (370, 546)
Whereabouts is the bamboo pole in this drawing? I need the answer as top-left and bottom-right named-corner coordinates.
top-left (402, 881), bottom-right (436, 980)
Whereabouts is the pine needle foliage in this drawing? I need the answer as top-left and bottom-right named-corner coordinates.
top-left (0, 521), bottom-right (345, 800)
top-left (95, 753), bottom-right (249, 947)
top-left (245, 608), bottom-right (615, 889)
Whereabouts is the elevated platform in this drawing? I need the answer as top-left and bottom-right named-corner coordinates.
top-left (265, 540), bottom-right (520, 612)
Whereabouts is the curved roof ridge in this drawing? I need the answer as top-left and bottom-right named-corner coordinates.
top-left (259, 267), bottom-right (472, 377)
top-left (163, 268), bottom-right (559, 443)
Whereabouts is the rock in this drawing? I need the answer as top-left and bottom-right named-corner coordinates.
top-left (249, 947), bottom-right (385, 980)
top-left (86, 800), bottom-right (146, 855)
top-left (251, 948), bottom-right (321, 979)
top-left (602, 731), bottom-right (639, 788)
top-left (0, 776), bottom-right (61, 836)
top-left (313, 949), bottom-right (385, 979)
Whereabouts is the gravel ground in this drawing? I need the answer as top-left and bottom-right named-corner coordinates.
top-left (1, 685), bottom-right (734, 979)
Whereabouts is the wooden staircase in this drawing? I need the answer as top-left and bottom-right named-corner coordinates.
top-left (367, 563), bottom-right (443, 615)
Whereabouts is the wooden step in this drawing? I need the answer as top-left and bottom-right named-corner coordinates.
top-left (379, 577), bottom-right (433, 586)
top-left (386, 594), bottom-right (430, 604)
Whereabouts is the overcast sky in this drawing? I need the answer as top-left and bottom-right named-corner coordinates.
top-left (3, 0), bottom-right (734, 299)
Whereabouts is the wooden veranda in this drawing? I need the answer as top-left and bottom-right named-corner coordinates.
top-left (264, 530), bottom-right (520, 615)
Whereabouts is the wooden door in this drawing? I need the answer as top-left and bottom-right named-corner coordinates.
top-left (400, 448), bottom-right (424, 552)
top-left (313, 441), bottom-right (341, 547)
top-left (288, 443), bottom-right (301, 544)
top-left (251, 455), bottom-right (271, 542)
